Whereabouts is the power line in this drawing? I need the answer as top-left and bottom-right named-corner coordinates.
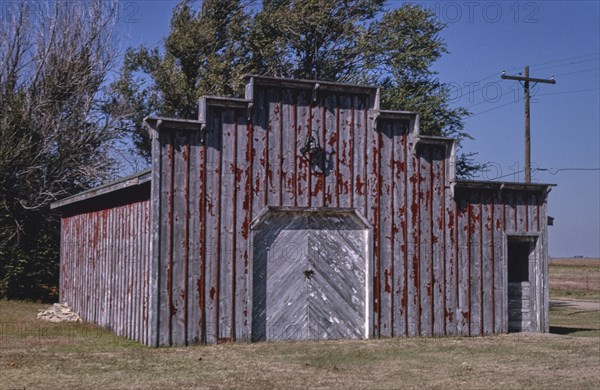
top-left (468, 87), bottom-right (599, 116)
top-left (552, 68), bottom-right (600, 77)
top-left (531, 58), bottom-right (600, 73)
top-left (464, 80), bottom-right (597, 109)
top-left (535, 88), bottom-right (599, 97)
top-left (537, 168), bottom-right (600, 175)
top-left (527, 52), bottom-right (599, 69)
top-left (459, 67), bottom-right (597, 109)
top-left (486, 167), bottom-right (600, 181)
top-left (451, 53), bottom-right (599, 110)
top-left (469, 100), bottom-right (517, 117)
top-left (460, 52), bottom-right (598, 98)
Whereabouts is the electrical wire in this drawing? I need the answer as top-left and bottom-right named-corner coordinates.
top-left (531, 57), bottom-right (599, 73)
top-left (469, 100), bottom-right (518, 117)
top-left (527, 52), bottom-right (600, 69)
top-left (464, 82), bottom-right (598, 112)
top-left (486, 167), bottom-right (600, 181)
top-left (534, 88), bottom-right (599, 97)
top-left (552, 68), bottom-right (600, 77)
top-left (537, 168), bottom-right (600, 175)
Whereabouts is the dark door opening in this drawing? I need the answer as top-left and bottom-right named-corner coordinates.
top-left (507, 237), bottom-right (535, 332)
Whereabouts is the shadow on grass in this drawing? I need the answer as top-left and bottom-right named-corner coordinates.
top-left (549, 301), bottom-right (573, 308)
top-left (549, 326), bottom-right (597, 335)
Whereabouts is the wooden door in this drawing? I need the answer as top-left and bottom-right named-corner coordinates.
top-left (252, 211), bottom-right (367, 341)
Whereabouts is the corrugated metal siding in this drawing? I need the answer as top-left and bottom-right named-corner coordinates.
top-left (60, 199), bottom-right (151, 344)
top-left (148, 81), bottom-right (549, 346)
top-left (452, 188), bottom-right (548, 335)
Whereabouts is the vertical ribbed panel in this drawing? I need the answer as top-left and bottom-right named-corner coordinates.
top-left (59, 199), bottom-right (151, 344)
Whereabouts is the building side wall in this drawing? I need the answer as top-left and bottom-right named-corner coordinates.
top-left (452, 188), bottom-right (548, 334)
top-left (59, 199), bottom-right (151, 344)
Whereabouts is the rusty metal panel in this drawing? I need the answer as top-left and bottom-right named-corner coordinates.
top-left (170, 131), bottom-right (189, 345)
top-left (431, 145), bottom-right (445, 336)
top-left (444, 186), bottom-right (458, 334)
top-left (481, 192), bottom-right (494, 335)
top-left (219, 108), bottom-right (236, 341)
top-left (204, 108), bottom-right (222, 344)
top-left (251, 87), bottom-right (268, 218)
top-left (337, 94), bottom-right (353, 208)
top-left (492, 190), bottom-right (505, 334)
top-left (405, 149), bottom-right (419, 337)
top-left (378, 119), bottom-right (393, 336)
top-left (266, 87), bottom-right (282, 206)
top-left (418, 146), bottom-right (433, 336)
top-left (309, 94), bottom-right (325, 207)
top-left (366, 102), bottom-right (380, 336)
top-left (281, 88), bottom-right (296, 207)
top-left (353, 95), bottom-right (368, 217)
top-left (469, 192), bottom-right (482, 336)
top-left (392, 122), bottom-right (408, 337)
top-left (296, 90), bottom-right (311, 207)
top-left (456, 194), bottom-right (470, 335)
top-left (324, 94), bottom-right (337, 207)
top-left (186, 130), bottom-right (202, 344)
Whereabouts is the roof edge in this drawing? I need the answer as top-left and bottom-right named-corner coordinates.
top-left (50, 169), bottom-right (151, 210)
top-left (452, 179), bottom-right (556, 191)
top-left (245, 74), bottom-right (380, 94)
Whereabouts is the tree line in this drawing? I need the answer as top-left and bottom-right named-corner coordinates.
top-left (0, 0), bottom-right (477, 300)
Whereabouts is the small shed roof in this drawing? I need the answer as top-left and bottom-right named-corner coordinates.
top-left (50, 169), bottom-right (151, 210)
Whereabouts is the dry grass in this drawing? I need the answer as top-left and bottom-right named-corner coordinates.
top-left (0, 259), bottom-right (598, 389)
top-left (1, 299), bottom-right (599, 389)
top-left (549, 258), bottom-right (600, 300)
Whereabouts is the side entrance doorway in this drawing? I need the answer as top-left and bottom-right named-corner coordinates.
top-left (507, 236), bottom-right (538, 332)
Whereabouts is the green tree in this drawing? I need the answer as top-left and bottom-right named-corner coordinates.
top-left (113, 0), bottom-right (480, 175)
top-left (110, 0), bottom-right (250, 161)
top-left (0, 1), bottom-right (121, 300)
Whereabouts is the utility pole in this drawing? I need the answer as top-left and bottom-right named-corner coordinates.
top-left (501, 66), bottom-right (556, 182)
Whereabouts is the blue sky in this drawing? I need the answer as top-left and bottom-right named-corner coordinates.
top-left (116, 0), bottom-right (599, 257)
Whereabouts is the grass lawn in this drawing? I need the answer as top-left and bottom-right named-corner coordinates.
top-left (0, 259), bottom-right (598, 389)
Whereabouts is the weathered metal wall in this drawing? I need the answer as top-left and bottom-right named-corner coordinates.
top-left (451, 186), bottom-right (549, 335)
top-left (60, 199), bottom-right (151, 344)
top-left (145, 77), bottom-right (550, 346)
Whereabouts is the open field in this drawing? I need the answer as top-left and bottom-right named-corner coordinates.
top-left (0, 259), bottom-right (598, 389)
top-left (549, 257), bottom-right (600, 300)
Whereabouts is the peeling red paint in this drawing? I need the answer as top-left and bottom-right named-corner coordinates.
top-left (384, 269), bottom-right (392, 293)
top-left (355, 176), bottom-right (365, 196)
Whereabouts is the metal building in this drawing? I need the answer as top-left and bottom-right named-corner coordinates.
top-left (51, 76), bottom-right (553, 346)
